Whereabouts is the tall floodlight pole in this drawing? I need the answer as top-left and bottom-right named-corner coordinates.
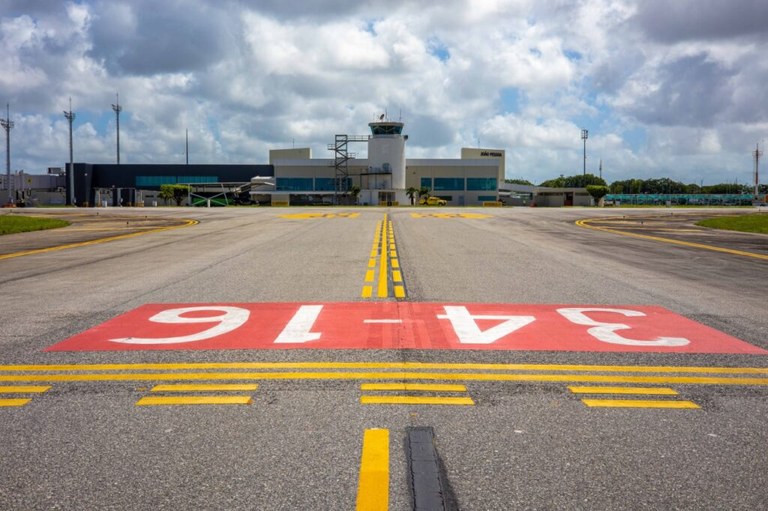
top-left (63, 98), bottom-right (76, 205)
top-left (581, 129), bottom-right (588, 176)
top-left (185, 129), bottom-right (189, 164)
top-left (754, 142), bottom-right (762, 199)
top-left (111, 93), bottom-right (121, 164)
top-left (1, 104), bottom-right (13, 206)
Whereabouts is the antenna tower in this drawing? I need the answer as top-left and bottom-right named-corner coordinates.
top-left (112, 93), bottom-right (122, 164)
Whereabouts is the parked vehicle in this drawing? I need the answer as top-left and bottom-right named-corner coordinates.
top-left (419, 196), bottom-right (447, 206)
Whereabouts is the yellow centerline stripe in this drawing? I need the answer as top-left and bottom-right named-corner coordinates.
top-left (1, 371), bottom-right (767, 385)
top-left (361, 396), bottom-right (474, 405)
top-left (576, 218), bottom-right (768, 261)
top-left (568, 386), bottom-right (678, 395)
top-left (136, 395), bottom-right (252, 406)
top-left (2, 361), bottom-right (765, 374)
top-left (0, 219), bottom-right (199, 260)
top-left (150, 384), bottom-right (259, 392)
top-left (356, 429), bottom-right (389, 511)
top-left (581, 399), bottom-right (700, 409)
top-left (361, 383), bottom-right (467, 392)
top-left (377, 215), bottom-right (389, 297)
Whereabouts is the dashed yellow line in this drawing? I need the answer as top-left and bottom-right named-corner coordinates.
top-left (150, 384), bottom-right (259, 392)
top-left (568, 386), bottom-right (678, 395)
top-left (0, 398), bottom-right (32, 407)
top-left (581, 399), bottom-right (700, 409)
top-left (377, 214), bottom-right (389, 298)
top-left (360, 396), bottom-right (474, 405)
top-left (136, 395), bottom-right (252, 406)
top-left (362, 214), bottom-right (406, 299)
top-left (361, 383), bottom-right (468, 392)
top-left (0, 385), bottom-right (52, 393)
top-left (576, 218), bottom-right (768, 261)
top-left (0, 219), bottom-right (199, 260)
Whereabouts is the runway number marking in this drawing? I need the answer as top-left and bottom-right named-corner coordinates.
top-left (46, 303), bottom-right (766, 354)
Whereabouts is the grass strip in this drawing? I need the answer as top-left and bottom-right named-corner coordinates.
top-left (696, 214), bottom-right (768, 234)
top-left (0, 215), bottom-right (70, 235)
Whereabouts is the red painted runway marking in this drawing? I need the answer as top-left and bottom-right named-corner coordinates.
top-left (46, 302), bottom-right (767, 354)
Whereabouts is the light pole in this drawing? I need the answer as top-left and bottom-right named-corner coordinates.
top-left (112, 93), bottom-right (121, 164)
top-left (754, 142), bottom-right (762, 200)
top-left (1, 104), bottom-right (13, 206)
top-left (63, 98), bottom-right (76, 205)
top-left (581, 129), bottom-right (588, 176)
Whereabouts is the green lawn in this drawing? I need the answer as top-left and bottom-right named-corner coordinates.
top-left (0, 215), bottom-right (70, 235)
top-left (696, 213), bottom-right (768, 234)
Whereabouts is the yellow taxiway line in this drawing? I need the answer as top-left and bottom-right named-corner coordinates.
top-left (0, 219), bottom-right (199, 260)
top-left (0, 371), bottom-right (766, 385)
top-left (575, 218), bottom-right (768, 261)
top-left (1, 361), bottom-right (765, 374)
top-left (356, 429), bottom-right (389, 511)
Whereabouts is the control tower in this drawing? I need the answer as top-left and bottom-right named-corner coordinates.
top-left (366, 119), bottom-right (407, 205)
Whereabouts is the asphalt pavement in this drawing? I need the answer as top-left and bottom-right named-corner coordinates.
top-left (0, 206), bottom-right (766, 510)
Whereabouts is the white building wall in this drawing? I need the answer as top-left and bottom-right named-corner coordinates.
top-left (368, 136), bottom-right (406, 190)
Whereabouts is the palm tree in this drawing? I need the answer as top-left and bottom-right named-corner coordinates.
top-left (406, 187), bottom-right (418, 205)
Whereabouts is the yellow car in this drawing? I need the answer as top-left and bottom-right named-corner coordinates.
top-left (419, 196), bottom-right (447, 206)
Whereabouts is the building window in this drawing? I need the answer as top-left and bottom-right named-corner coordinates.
top-left (276, 177), bottom-right (313, 192)
top-left (420, 177), bottom-right (432, 189)
top-left (178, 176), bottom-right (218, 184)
top-left (315, 177), bottom-right (351, 191)
top-left (467, 178), bottom-right (497, 191)
top-left (434, 177), bottom-right (464, 191)
top-left (136, 176), bottom-right (176, 187)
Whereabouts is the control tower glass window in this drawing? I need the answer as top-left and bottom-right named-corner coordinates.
top-left (370, 124), bottom-right (403, 135)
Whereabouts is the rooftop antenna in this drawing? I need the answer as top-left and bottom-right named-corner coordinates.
top-left (111, 93), bottom-right (121, 164)
top-left (1, 103), bottom-right (14, 206)
top-left (63, 98), bottom-right (76, 205)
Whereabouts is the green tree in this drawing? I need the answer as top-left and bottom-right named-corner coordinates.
top-left (406, 187), bottom-right (418, 205)
top-left (540, 173), bottom-right (606, 188)
top-left (159, 184), bottom-right (190, 206)
top-left (504, 178), bottom-right (534, 186)
top-left (586, 185), bottom-right (610, 206)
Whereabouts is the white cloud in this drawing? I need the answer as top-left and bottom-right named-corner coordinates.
top-left (0, 0), bottom-right (765, 186)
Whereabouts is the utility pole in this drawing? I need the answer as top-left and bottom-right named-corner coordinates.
top-left (63, 98), bottom-right (76, 205)
top-left (1, 104), bottom-right (13, 206)
top-left (753, 142), bottom-right (762, 199)
top-left (599, 159), bottom-right (603, 180)
top-left (111, 93), bottom-right (121, 164)
top-left (185, 129), bottom-right (189, 164)
top-left (581, 129), bottom-right (588, 176)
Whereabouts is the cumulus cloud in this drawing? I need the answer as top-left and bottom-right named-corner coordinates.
top-left (0, 0), bottom-right (765, 186)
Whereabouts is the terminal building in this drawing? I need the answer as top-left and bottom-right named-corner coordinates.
top-left (2, 118), bottom-right (605, 208)
top-left (264, 119), bottom-right (504, 206)
top-left (49, 117), bottom-right (505, 207)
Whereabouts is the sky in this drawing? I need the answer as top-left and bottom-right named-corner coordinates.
top-left (1, 0), bottom-right (767, 186)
